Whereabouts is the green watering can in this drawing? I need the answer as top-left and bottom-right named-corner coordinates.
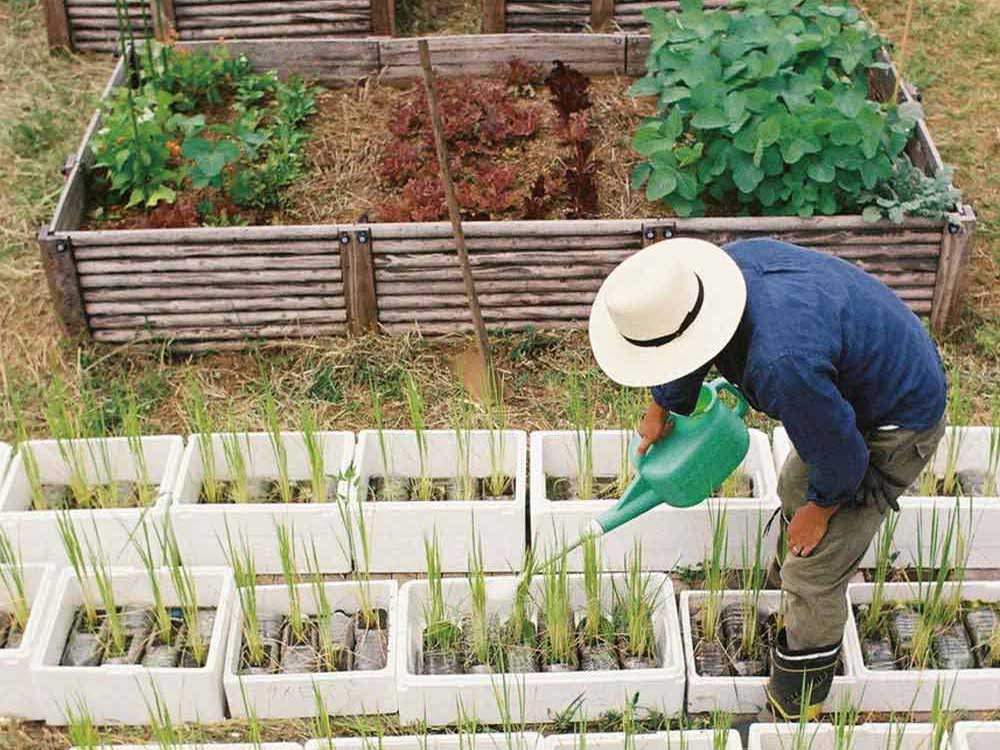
top-left (553, 378), bottom-right (750, 561)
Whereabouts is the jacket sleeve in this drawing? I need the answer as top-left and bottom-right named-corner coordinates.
top-left (756, 354), bottom-right (868, 507)
top-left (650, 361), bottom-right (712, 416)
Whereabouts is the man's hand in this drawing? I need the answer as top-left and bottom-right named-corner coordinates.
top-left (786, 501), bottom-right (840, 557)
top-left (637, 402), bottom-right (673, 456)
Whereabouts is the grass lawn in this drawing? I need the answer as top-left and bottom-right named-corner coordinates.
top-left (0, 0), bottom-right (997, 738)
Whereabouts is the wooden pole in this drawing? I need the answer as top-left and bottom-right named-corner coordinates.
top-left (417, 38), bottom-right (493, 376)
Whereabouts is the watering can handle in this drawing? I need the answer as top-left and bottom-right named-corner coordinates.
top-left (711, 378), bottom-right (748, 419)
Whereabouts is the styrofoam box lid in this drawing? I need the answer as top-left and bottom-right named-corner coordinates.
top-left (545, 731), bottom-right (741, 750)
top-left (749, 723), bottom-right (944, 750)
top-left (306, 734), bottom-right (541, 750)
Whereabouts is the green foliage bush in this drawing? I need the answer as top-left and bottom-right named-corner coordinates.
top-left (628, 0), bottom-right (953, 219)
top-left (91, 43), bottom-right (317, 215)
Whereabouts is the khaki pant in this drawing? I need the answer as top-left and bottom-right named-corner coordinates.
top-left (777, 418), bottom-right (946, 650)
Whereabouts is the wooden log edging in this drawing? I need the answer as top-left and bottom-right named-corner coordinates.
top-left (39, 34), bottom-right (975, 349)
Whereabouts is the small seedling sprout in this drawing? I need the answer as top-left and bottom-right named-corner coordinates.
top-left (404, 373), bottom-right (433, 501)
top-left (861, 511), bottom-right (899, 637)
top-left (184, 378), bottom-right (220, 504)
top-left (483, 369), bottom-right (510, 498)
top-left (301, 406), bottom-right (329, 503)
top-left (539, 548), bottom-right (574, 665)
top-left (276, 521), bottom-right (306, 643)
top-left (467, 528), bottom-right (491, 667)
top-left (0, 529), bottom-right (30, 636)
top-left (220, 428), bottom-right (250, 503)
top-left (56, 513), bottom-right (98, 628)
top-left (222, 523), bottom-right (265, 667)
top-left (700, 503), bottom-right (729, 643)
top-left (263, 390), bottom-right (293, 503)
top-left (565, 373), bottom-right (595, 500)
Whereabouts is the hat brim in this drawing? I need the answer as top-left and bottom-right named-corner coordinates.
top-left (588, 238), bottom-right (747, 388)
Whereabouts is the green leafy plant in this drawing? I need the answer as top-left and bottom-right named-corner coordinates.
top-left (629, 0), bottom-right (922, 218)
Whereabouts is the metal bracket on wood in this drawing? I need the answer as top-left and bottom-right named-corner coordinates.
top-left (340, 227), bottom-right (378, 335)
top-left (37, 229), bottom-right (89, 340)
top-left (641, 221), bottom-right (677, 247)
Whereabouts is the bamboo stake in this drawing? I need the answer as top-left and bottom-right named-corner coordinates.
top-left (417, 38), bottom-right (493, 376)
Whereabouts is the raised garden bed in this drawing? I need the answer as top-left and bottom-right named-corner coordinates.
top-left (41, 29), bottom-right (974, 350)
top-left (42, 0), bottom-right (393, 53)
top-left (170, 431), bottom-right (355, 573)
top-left (0, 563), bottom-right (56, 720)
top-left (224, 579), bottom-right (397, 718)
top-left (351, 429), bottom-right (526, 573)
top-left (0, 436), bottom-right (183, 567)
top-left (681, 589), bottom-right (856, 714)
top-left (749, 722), bottom-right (946, 750)
top-left (306, 734), bottom-right (540, 750)
top-left (953, 721), bottom-right (1000, 750)
top-left (531, 428), bottom-right (777, 571)
top-left (844, 581), bottom-right (1000, 711)
top-left (545, 731), bottom-right (740, 750)
top-left (395, 572), bottom-right (684, 724)
top-left (31, 566), bottom-right (234, 725)
top-left (774, 426), bottom-right (1000, 569)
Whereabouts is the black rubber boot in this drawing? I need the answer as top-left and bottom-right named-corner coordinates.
top-left (764, 628), bottom-right (840, 721)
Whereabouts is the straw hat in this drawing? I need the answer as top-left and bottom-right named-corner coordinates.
top-left (588, 238), bottom-right (747, 388)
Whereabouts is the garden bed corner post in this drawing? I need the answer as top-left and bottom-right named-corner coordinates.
top-left (930, 205), bottom-right (977, 331)
top-left (341, 227), bottom-right (378, 334)
top-left (41, 0), bottom-right (71, 50)
top-left (37, 228), bottom-right (89, 340)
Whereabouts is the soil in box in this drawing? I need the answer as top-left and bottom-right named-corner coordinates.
top-left (855, 600), bottom-right (1000, 671)
top-left (61, 605), bottom-right (216, 668)
top-left (240, 608), bottom-right (388, 675)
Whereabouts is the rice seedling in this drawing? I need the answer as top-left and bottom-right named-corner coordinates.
top-left (860, 512), bottom-right (900, 638)
top-left (451, 395), bottom-right (477, 499)
top-left (164, 525), bottom-right (208, 666)
top-left (222, 523), bottom-right (266, 668)
top-left (614, 542), bottom-right (660, 665)
top-left (910, 507), bottom-right (966, 668)
top-left (184, 378), bottom-right (221, 504)
top-left (0, 529), bottom-right (30, 639)
top-left (539, 549), bottom-right (575, 668)
top-left (301, 405), bottom-right (329, 503)
top-left (610, 386), bottom-right (643, 495)
top-left (830, 696), bottom-right (859, 750)
top-left (711, 709), bottom-right (732, 750)
top-left (466, 529), bottom-right (492, 669)
top-left (422, 531), bottom-right (461, 657)
top-left (312, 681), bottom-right (335, 749)
top-left (306, 538), bottom-right (337, 671)
top-left (263, 390), bottom-right (293, 504)
top-left (565, 374), bottom-right (595, 500)
top-left (404, 373), bottom-right (434, 501)
top-left (942, 367), bottom-right (972, 496)
top-left (580, 533), bottom-right (609, 644)
top-left (700, 504), bottom-right (729, 643)
top-left (56, 512), bottom-right (98, 628)
top-left (132, 520), bottom-right (172, 647)
top-left (483, 368), bottom-right (511, 499)
top-left (220, 428), bottom-right (251, 504)
top-left (276, 521), bottom-right (306, 644)
top-left (88, 534), bottom-right (127, 658)
top-left (121, 387), bottom-right (155, 507)
top-left (65, 696), bottom-right (101, 749)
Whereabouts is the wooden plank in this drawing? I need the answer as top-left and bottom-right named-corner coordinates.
top-left (76, 255), bottom-right (342, 275)
top-left (92, 323), bottom-right (345, 343)
top-left (85, 296), bottom-right (344, 315)
top-left (90, 308), bottom-right (347, 329)
top-left (80, 269), bottom-right (343, 288)
top-left (43, 0), bottom-right (73, 48)
top-left (370, 0), bottom-right (392, 34)
top-left (84, 283), bottom-right (344, 301)
top-left (38, 231), bottom-right (88, 339)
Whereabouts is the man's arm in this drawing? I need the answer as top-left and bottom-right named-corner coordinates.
top-left (757, 354), bottom-right (869, 556)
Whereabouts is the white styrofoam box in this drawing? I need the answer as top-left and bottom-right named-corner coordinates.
top-left (351, 430), bottom-right (527, 573)
top-left (774, 426), bottom-right (1000, 568)
top-left (225, 579), bottom-right (398, 718)
top-left (396, 573), bottom-right (684, 725)
top-left (845, 581), bottom-right (1000, 712)
top-left (0, 442), bottom-right (10, 483)
top-left (306, 733), bottom-right (541, 750)
top-left (0, 436), bottom-right (183, 566)
top-left (749, 723), bottom-right (946, 750)
top-left (0, 564), bottom-right (56, 719)
top-left (953, 721), bottom-right (1000, 750)
top-left (546, 731), bottom-right (741, 750)
top-left (530, 429), bottom-right (779, 572)
top-left (680, 589), bottom-right (856, 713)
top-left (32, 566), bottom-right (234, 725)
top-left (170, 432), bottom-right (355, 573)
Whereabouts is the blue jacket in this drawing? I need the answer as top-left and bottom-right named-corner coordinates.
top-left (651, 239), bottom-right (946, 508)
